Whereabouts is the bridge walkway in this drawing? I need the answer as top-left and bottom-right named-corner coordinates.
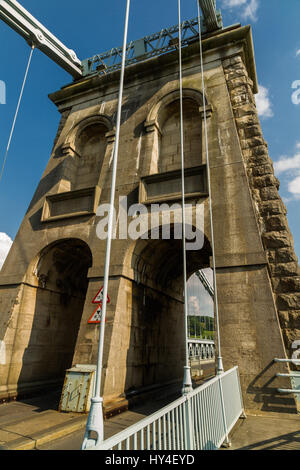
top-left (225, 412), bottom-right (300, 451)
top-left (0, 380), bottom-right (299, 451)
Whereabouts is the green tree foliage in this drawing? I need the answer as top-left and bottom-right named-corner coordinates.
top-left (188, 316), bottom-right (215, 339)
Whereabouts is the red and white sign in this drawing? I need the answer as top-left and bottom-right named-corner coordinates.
top-left (88, 286), bottom-right (110, 324)
top-left (88, 303), bottom-right (104, 324)
top-left (92, 286), bottom-right (110, 305)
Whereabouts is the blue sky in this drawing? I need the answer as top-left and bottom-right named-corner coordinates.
top-left (0, 0), bottom-right (300, 268)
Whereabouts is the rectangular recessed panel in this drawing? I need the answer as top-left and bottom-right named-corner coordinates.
top-left (51, 194), bottom-right (92, 217)
top-left (141, 166), bottom-right (207, 203)
top-left (42, 187), bottom-right (99, 222)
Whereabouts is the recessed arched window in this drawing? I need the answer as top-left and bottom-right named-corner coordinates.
top-left (159, 98), bottom-right (202, 173)
top-left (74, 122), bottom-right (108, 190)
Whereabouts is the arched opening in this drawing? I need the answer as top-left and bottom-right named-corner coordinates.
top-left (17, 239), bottom-right (92, 394)
top-left (74, 122), bottom-right (108, 190)
top-left (125, 229), bottom-right (212, 394)
top-left (159, 98), bottom-right (202, 173)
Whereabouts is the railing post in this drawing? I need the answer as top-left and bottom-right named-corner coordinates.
top-left (183, 397), bottom-right (194, 450)
top-left (218, 374), bottom-right (231, 448)
top-left (236, 367), bottom-right (247, 419)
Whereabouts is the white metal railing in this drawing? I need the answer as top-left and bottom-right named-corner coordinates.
top-left (84, 366), bottom-right (244, 450)
top-left (188, 339), bottom-right (215, 361)
top-left (274, 358), bottom-right (300, 395)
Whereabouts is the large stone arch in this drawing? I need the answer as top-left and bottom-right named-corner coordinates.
top-left (112, 224), bottom-right (213, 394)
top-left (6, 238), bottom-right (93, 397)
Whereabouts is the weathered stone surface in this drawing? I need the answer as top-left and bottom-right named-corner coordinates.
top-left (222, 55), bottom-right (243, 68)
top-left (278, 310), bottom-right (290, 328)
top-left (247, 154), bottom-right (271, 167)
top-left (253, 175), bottom-right (279, 189)
top-left (224, 42), bottom-right (300, 382)
top-left (262, 232), bottom-right (292, 249)
top-left (276, 248), bottom-right (298, 264)
top-left (250, 145), bottom-right (270, 157)
top-left (233, 103), bottom-right (257, 118)
top-left (282, 328), bottom-right (300, 349)
top-left (265, 215), bottom-right (289, 232)
top-left (252, 164), bottom-right (274, 177)
top-left (268, 250), bottom-right (277, 264)
top-left (269, 262), bottom-right (299, 278)
top-left (242, 136), bottom-right (266, 149)
top-left (244, 125), bottom-right (262, 139)
top-left (276, 276), bottom-right (300, 293)
top-left (225, 68), bottom-right (248, 81)
top-left (236, 115), bottom-right (260, 130)
top-left (259, 200), bottom-right (286, 217)
top-left (227, 76), bottom-right (248, 90)
top-left (277, 294), bottom-right (300, 310)
top-left (288, 311), bottom-right (300, 329)
top-left (260, 187), bottom-right (279, 201)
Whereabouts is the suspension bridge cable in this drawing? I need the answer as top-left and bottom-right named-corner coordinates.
top-left (197, 2), bottom-right (224, 374)
top-left (82, 0), bottom-right (131, 449)
top-left (178, 0), bottom-right (193, 394)
top-left (95, 0), bottom-right (130, 406)
top-left (0, 45), bottom-right (34, 184)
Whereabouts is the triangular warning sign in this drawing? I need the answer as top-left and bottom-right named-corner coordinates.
top-left (92, 286), bottom-right (110, 304)
top-left (88, 303), bottom-right (106, 324)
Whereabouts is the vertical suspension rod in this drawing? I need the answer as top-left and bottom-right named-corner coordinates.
top-left (178, 0), bottom-right (192, 395)
top-left (81, 0), bottom-right (131, 449)
top-left (94, 0), bottom-right (130, 402)
top-left (197, 1), bottom-right (224, 375)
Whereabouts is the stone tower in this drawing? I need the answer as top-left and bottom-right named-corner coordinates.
top-left (0, 20), bottom-right (299, 414)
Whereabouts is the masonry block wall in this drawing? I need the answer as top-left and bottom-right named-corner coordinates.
top-left (223, 55), bottom-right (300, 359)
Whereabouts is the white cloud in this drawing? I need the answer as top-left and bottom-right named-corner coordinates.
top-left (274, 144), bottom-right (300, 175)
top-left (255, 85), bottom-right (274, 119)
top-left (242, 0), bottom-right (259, 21)
top-left (223, 0), bottom-right (247, 6)
top-left (222, 0), bottom-right (259, 21)
top-left (188, 295), bottom-right (201, 316)
top-left (274, 143), bottom-right (300, 201)
top-left (288, 175), bottom-right (300, 198)
top-left (297, 49), bottom-right (300, 57)
top-left (0, 233), bottom-right (13, 270)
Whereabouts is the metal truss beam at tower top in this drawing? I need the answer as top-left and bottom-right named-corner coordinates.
top-left (0, 0), bottom-right (82, 79)
top-left (81, 10), bottom-right (223, 78)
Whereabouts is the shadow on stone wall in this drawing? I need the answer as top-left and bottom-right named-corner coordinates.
top-left (123, 230), bottom-right (212, 400)
top-left (16, 239), bottom-right (92, 399)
